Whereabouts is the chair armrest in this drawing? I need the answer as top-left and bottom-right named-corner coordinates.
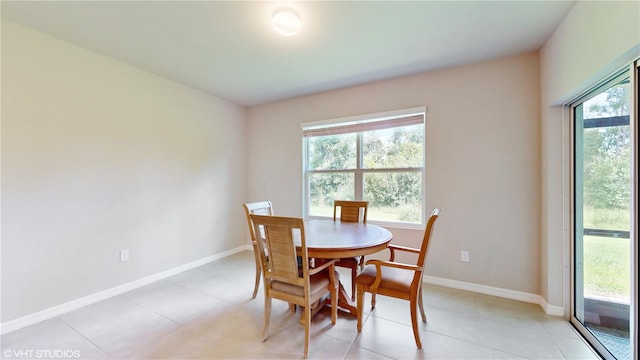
top-left (308, 258), bottom-right (336, 275)
top-left (388, 244), bottom-right (420, 261)
top-left (365, 259), bottom-right (422, 272)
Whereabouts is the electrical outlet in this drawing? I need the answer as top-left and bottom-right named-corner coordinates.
top-left (461, 250), bottom-right (470, 263)
top-left (120, 249), bottom-right (130, 262)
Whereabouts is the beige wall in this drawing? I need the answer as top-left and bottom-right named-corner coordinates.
top-left (248, 52), bottom-right (542, 295)
top-left (0, 21), bottom-right (248, 322)
top-left (540, 1), bottom-right (640, 310)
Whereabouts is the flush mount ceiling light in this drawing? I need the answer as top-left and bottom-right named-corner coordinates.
top-left (272, 7), bottom-right (301, 37)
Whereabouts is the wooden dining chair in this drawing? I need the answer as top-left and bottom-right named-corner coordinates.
top-left (355, 208), bottom-right (440, 349)
top-left (242, 200), bottom-right (274, 299)
top-left (249, 214), bottom-right (338, 359)
top-left (333, 200), bottom-right (368, 300)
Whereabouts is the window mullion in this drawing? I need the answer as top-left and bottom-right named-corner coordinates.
top-left (361, 167), bottom-right (424, 173)
top-left (303, 137), bottom-right (309, 217)
top-left (355, 132), bottom-right (364, 200)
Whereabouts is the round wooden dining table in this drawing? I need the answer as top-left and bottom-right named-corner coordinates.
top-left (299, 219), bottom-right (393, 315)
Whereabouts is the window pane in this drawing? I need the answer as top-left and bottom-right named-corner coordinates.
top-left (308, 134), bottom-right (356, 170)
top-left (308, 172), bottom-right (354, 216)
top-left (363, 172), bottom-right (422, 223)
top-left (363, 124), bottom-right (423, 169)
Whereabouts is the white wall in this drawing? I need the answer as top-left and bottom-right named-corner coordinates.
top-left (0, 21), bottom-right (248, 322)
top-left (540, 1), bottom-right (640, 310)
top-left (248, 52), bottom-right (542, 295)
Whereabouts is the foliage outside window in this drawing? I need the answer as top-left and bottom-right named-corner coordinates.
top-left (580, 80), bottom-right (631, 300)
top-left (302, 110), bottom-right (425, 225)
top-left (582, 83), bottom-right (631, 225)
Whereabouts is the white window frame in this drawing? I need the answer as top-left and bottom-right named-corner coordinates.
top-left (301, 106), bottom-right (427, 229)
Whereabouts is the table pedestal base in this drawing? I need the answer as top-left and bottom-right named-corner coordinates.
top-left (322, 282), bottom-right (356, 316)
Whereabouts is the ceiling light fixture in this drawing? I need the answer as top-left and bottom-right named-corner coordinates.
top-left (272, 7), bottom-right (301, 37)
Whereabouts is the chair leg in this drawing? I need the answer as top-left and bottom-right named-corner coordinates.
top-left (418, 284), bottom-right (426, 322)
top-left (371, 292), bottom-right (377, 309)
top-left (252, 261), bottom-right (261, 299)
top-left (303, 305), bottom-right (311, 359)
top-left (409, 293), bottom-right (422, 349)
top-left (331, 281), bottom-right (338, 325)
top-left (356, 284), bottom-right (364, 332)
top-left (252, 244), bottom-right (261, 299)
top-left (351, 266), bottom-right (357, 301)
top-left (353, 257), bottom-right (364, 300)
top-left (263, 296), bottom-right (271, 342)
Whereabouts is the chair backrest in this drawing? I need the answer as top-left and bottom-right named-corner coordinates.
top-left (242, 201), bottom-right (274, 242)
top-left (333, 200), bottom-right (369, 223)
top-left (416, 208), bottom-right (440, 267)
top-left (249, 214), bottom-right (309, 286)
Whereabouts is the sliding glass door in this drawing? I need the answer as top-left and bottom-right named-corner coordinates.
top-left (571, 64), bottom-right (637, 360)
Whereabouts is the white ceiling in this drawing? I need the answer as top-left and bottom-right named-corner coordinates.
top-left (1, 1), bottom-right (575, 107)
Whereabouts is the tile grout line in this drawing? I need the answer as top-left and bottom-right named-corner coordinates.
top-left (58, 317), bottom-right (115, 360)
top-left (60, 295), bottom-right (184, 359)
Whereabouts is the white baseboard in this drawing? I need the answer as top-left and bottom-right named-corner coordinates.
top-left (2, 249), bottom-right (563, 335)
top-left (540, 298), bottom-right (567, 317)
top-left (0, 245), bottom-right (252, 335)
top-left (423, 275), bottom-right (563, 316)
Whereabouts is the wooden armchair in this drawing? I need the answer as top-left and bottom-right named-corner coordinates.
top-left (242, 201), bottom-right (274, 299)
top-left (355, 208), bottom-right (440, 349)
top-left (249, 214), bottom-right (338, 359)
top-left (333, 200), bottom-right (368, 300)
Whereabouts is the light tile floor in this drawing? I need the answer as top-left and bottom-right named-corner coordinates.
top-left (1, 251), bottom-right (601, 359)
